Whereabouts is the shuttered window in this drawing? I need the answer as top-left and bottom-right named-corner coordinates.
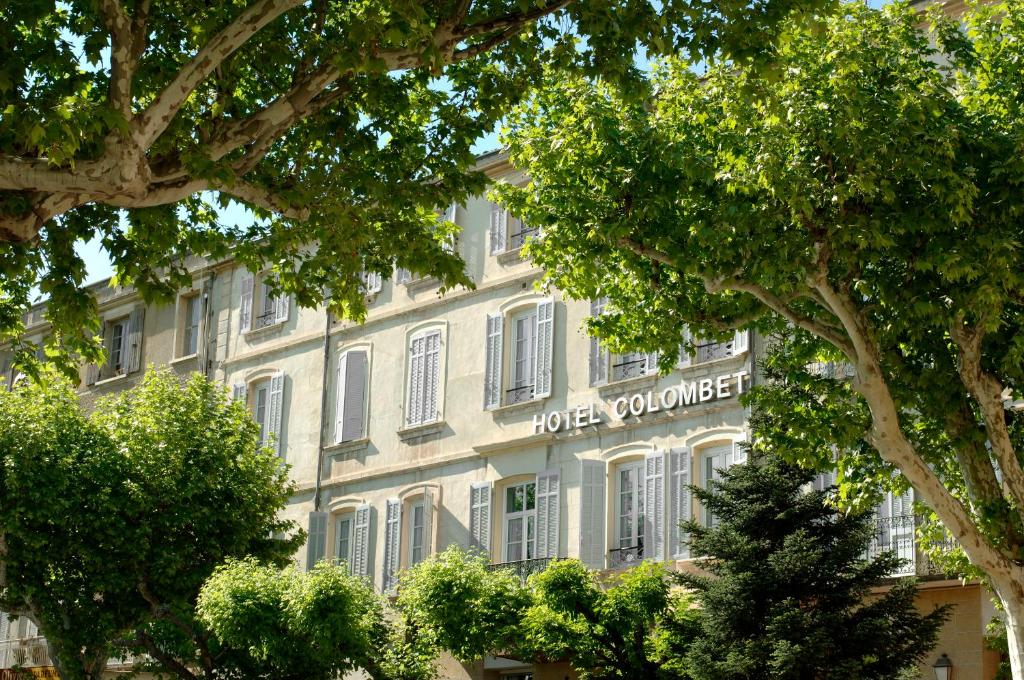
top-left (701, 444), bottom-right (732, 528)
top-left (643, 451), bottom-right (666, 562)
top-left (484, 298), bottom-right (554, 408)
top-left (579, 460), bottom-right (607, 569)
top-left (668, 448), bottom-right (693, 559)
top-left (240, 270), bottom-right (289, 332)
top-left (406, 330), bottom-right (441, 427)
top-left (306, 511), bottom-right (328, 571)
top-left (352, 504), bottom-right (372, 577)
top-left (335, 350), bottom-right (368, 443)
top-left (252, 372), bottom-right (285, 456)
top-left (470, 482), bottom-right (492, 552)
top-left (382, 498), bottom-right (401, 591)
top-left (182, 294), bottom-right (202, 356)
top-left (590, 297), bottom-right (657, 383)
top-left (535, 469), bottom-right (560, 559)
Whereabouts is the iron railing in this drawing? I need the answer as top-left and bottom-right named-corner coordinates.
top-left (609, 544), bottom-right (644, 568)
top-left (488, 557), bottom-right (554, 583)
top-left (253, 308), bottom-right (279, 329)
top-left (695, 340), bottom-right (736, 364)
top-left (506, 384), bottom-right (535, 405)
top-left (612, 357), bottom-right (648, 382)
top-left (864, 515), bottom-right (959, 578)
top-left (509, 225), bottom-right (539, 250)
top-left (0, 636), bottom-right (50, 669)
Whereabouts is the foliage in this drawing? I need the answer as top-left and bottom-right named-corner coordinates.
top-left (680, 454), bottom-right (950, 680)
top-left (498, 0), bottom-right (1024, 672)
top-left (0, 0), bottom-right (831, 378)
top-left (196, 558), bottom-right (433, 680)
top-left (0, 368), bottom-right (300, 680)
top-left (398, 546), bottom-right (697, 679)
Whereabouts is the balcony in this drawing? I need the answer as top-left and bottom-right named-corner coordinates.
top-left (609, 544), bottom-right (644, 569)
top-left (0, 636), bottom-right (50, 670)
top-left (253, 308), bottom-right (279, 330)
top-left (509, 225), bottom-right (539, 250)
top-left (505, 384), bottom-right (535, 406)
top-left (864, 515), bottom-right (959, 578)
top-left (612, 357), bottom-right (648, 382)
top-left (487, 557), bottom-right (554, 583)
top-left (695, 339), bottom-right (736, 364)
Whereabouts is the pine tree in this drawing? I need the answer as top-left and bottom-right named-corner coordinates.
top-left (679, 454), bottom-right (950, 680)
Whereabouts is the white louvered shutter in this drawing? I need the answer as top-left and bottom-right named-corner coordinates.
top-left (470, 481), bottom-right (492, 552)
top-left (668, 448), bottom-right (692, 559)
top-left (490, 203), bottom-right (508, 255)
top-left (484, 314), bottom-right (504, 409)
top-left (406, 335), bottom-right (425, 426)
top-left (306, 511), bottom-right (328, 571)
top-left (352, 504), bottom-right (372, 577)
top-left (580, 459), bottom-right (607, 569)
top-left (85, 363), bottom-right (99, 386)
top-left (126, 306), bottom-right (145, 373)
top-left (383, 498), bottom-right (401, 591)
top-left (336, 351), bottom-right (368, 443)
top-left (423, 331), bottom-right (440, 422)
top-left (677, 325), bottom-right (691, 368)
top-left (363, 271), bottom-right (383, 294)
top-left (396, 267), bottom-right (412, 284)
top-left (730, 432), bottom-right (748, 465)
top-left (232, 382), bottom-right (247, 403)
top-left (644, 451), bottom-right (666, 562)
top-left (275, 292), bottom-right (290, 324)
top-left (536, 469), bottom-right (561, 559)
top-left (239, 271), bottom-right (254, 333)
top-left (589, 298), bottom-right (609, 386)
top-left (645, 352), bottom-right (660, 377)
top-left (0, 612), bottom-right (9, 641)
top-left (422, 487), bottom-right (435, 558)
top-left (268, 371), bottom-right (285, 456)
top-left (734, 329), bottom-right (749, 354)
top-left (534, 298), bottom-right (554, 398)
top-left (889, 488), bottom-right (916, 573)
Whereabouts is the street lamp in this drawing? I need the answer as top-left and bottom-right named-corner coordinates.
top-left (932, 653), bottom-right (953, 680)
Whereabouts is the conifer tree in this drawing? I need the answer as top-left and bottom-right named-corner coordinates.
top-left (679, 454), bottom-right (950, 680)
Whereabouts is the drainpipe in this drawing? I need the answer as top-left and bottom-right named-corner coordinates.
top-left (313, 308), bottom-right (333, 512)
top-left (201, 270), bottom-right (217, 379)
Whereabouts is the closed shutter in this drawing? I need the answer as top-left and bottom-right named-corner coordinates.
top-left (490, 203), bottom-right (507, 255)
top-left (275, 292), bottom-right (290, 324)
top-left (422, 331), bottom-right (440, 423)
top-left (239, 271), bottom-right (254, 333)
top-left (406, 335), bottom-right (425, 426)
top-left (484, 314), bottom-right (504, 409)
top-left (589, 298), bottom-right (609, 386)
top-left (668, 448), bottom-right (692, 559)
top-left (0, 612), bottom-right (9, 641)
top-left (677, 325), bottom-right (691, 368)
top-left (336, 351), bottom-right (368, 443)
top-left (306, 511), bottom-right (328, 571)
top-left (580, 459), bottom-right (606, 569)
top-left (889, 488), bottom-right (916, 573)
top-left (470, 481), bottom-right (492, 552)
top-left (730, 432), bottom-right (748, 465)
top-left (734, 329), bottom-right (749, 354)
top-left (644, 352), bottom-right (660, 376)
top-left (422, 487), bottom-right (435, 558)
top-left (644, 450), bottom-right (666, 561)
top-left (383, 498), bottom-right (401, 591)
top-left (536, 469), bottom-right (560, 559)
top-left (85, 362), bottom-right (99, 386)
top-left (534, 298), bottom-right (554, 398)
top-left (232, 382), bottom-right (247, 403)
top-left (352, 504), bottom-right (372, 577)
top-left (126, 306), bottom-right (144, 373)
top-left (268, 371), bottom-right (285, 456)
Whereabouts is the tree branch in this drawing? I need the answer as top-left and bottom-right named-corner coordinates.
top-left (98, 0), bottom-right (134, 118)
top-left (133, 630), bottom-right (199, 680)
top-left (223, 179), bottom-right (311, 220)
top-left (455, 0), bottom-right (572, 40)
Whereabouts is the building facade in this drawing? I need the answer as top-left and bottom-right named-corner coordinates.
top-left (0, 153), bottom-right (1002, 680)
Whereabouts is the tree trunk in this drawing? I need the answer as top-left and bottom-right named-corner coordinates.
top-left (994, 578), bottom-right (1024, 680)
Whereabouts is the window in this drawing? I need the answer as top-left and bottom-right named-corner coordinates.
top-left (335, 514), bottom-right (353, 567)
top-left (382, 489), bottom-right (435, 591)
top-left (700, 441), bottom-right (745, 527)
top-left (395, 205), bottom-right (458, 286)
top-left (678, 326), bottom-right (750, 367)
top-left (108, 318), bottom-right (128, 375)
top-left (615, 461), bottom-right (645, 557)
top-left (253, 379), bottom-right (271, 444)
top-left (483, 299), bottom-right (554, 409)
top-left (360, 270), bottom-right (383, 296)
top-left (409, 500), bottom-right (426, 566)
top-left (181, 294), bottom-right (202, 357)
top-left (312, 505), bottom-right (372, 576)
top-left (405, 330), bottom-right (441, 427)
top-left (490, 202), bottom-right (539, 255)
top-left (234, 372), bottom-right (285, 456)
top-left (504, 481), bottom-right (536, 562)
top-left (88, 306), bottom-right (144, 384)
top-left (589, 297), bottom-right (657, 386)
top-left (239, 270), bottom-right (289, 333)
top-left (335, 349), bottom-right (368, 443)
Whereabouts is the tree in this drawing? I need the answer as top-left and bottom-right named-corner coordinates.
top-left (0, 0), bottom-right (829, 376)
top-left (0, 368), bottom-right (300, 680)
top-left (397, 546), bottom-right (699, 679)
top-left (680, 453), bottom-right (949, 679)
top-left (496, 1), bottom-right (1024, 675)
top-left (195, 558), bottom-right (436, 680)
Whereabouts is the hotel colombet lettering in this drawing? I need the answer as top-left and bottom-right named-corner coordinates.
top-left (533, 369), bottom-right (750, 435)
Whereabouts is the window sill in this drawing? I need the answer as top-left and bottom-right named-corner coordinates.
top-left (488, 396), bottom-right (546, 416)
top-left (244, 320), bottom-right (286, 337)
top-left (93, 373), bottom-right (129, 388)
top-left (596, 373), bottom-right (658, 397)
top-left (402, 276), bottom-right (439, 293)
top-left (677, 349), bottom-right (749, 372)
top-left (169, 353), bottom-right (199, 366)
top-left (398, 420), bottom-right (445, 439)
top-left (495, 247), bottom-right (528, 265)
top-left (325, 438), bottom-right (370, 456)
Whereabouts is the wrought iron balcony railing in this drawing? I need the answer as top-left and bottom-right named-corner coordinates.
top-left (608, 544), bottom-right (644, 569)
top-left (487, 557), bottom-right (554, 583)
top-left (253, 308), bottom-right (279, 329)
top-left (509, 225), bottom-right (539, 250)
top-left (864, 514), bottom-right (959, 578)
top-left (695, 339), bottom-right (736, 364)
top-left (612, 357), bottom-right (648, 382)
top-left (506, 384), bottom-right (535, 405)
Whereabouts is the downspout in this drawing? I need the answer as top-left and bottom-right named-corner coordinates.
top-left (201, 270), bottom-right (217, 379)
top-left (313, 308), bottom-right (333, 512)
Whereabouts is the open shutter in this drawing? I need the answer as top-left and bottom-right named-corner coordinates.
top-left (352, 504), bottom-right (372, 577)
top-left (232, 382), bottom-right (247, 403)
top-left (85, 362), bottom-right (99, 386)
top-left (422, 331), bottom-right (440, 423)
top-left (126, 306), bottom-right (144, 373)
top-left (396, 267), bottom-right (412, 285)
top-left (730, 432), bottom-right (748, 466)
top-left (889, 488), bottom-right (916, 574)
top-left (484, 314), bottom-right (504, 409)
top-left (275, 292), bottom-right (290, 324)
top-left (534, 298), bottom-right (554, 398)
top-left (536, 469), bottom-right (560, 559)
top-left (668, 448), bottom-right (692, 559)
top-left (337, 351), bottom-right (367, 443)
top-left (422, 487), bottom-right (435, 558)
top-left (406, 336), bottom-right (425, 426)
top-left (644, 352), bottom-right (660, 377)
top-left (580, 459), bottom-right (606, 569)
top-left (306, 511), bottom-right (328, 571)
top-left (734, 329), bottom-right (749, 354)
top-left (239, 271), bottom-right (254, 333)
top-left (643, 450), bottom-right (666, 562)
top-left (382, 498), bottom-right (401, 591)
top-left (677, 326), bottom-right (691, 368)
top-left (268, 371), bottom-right (285, 456)
top-left (470, 481), bottom-right (492, 552)
top-left (490, 203), bottom-right (508, 255)
top-left (589, 298), bottom-right (609, 386)
top-left (363, 271), bottom-right (382, 294)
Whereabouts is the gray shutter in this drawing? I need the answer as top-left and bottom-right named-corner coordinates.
top-left (232, 382), bottom-right (248, 403)
top-left (268, 371), bottom-right (285, 456)
top-left (85, 362), bottom-right (99, 386)
top-left (239, 271), bottom-right (254, 333)
top-left (396, 267), bottom-right (412, 284)
top-left (422, 487), bottom-right (435, 558)
top-left (484, 314), bottom-right (504, 409)
top-left (383, 498), bottom-right (401, 591)
top-left (644, 450), bottom-right (666, 562)
top-left (534, 298), bottom-right (554, 398)
top-left (730, 433), bottom-right (748, 465)
top-left (490, 203), bottom-right (508, 255)
top-left (644, 351), bottom-right (660, 377)
top-left (352, 504), bottom-right (372, 577)
top-left (734, 329), bottom-right (749, 354)
top-left (470, 481), bottom-right (492, 553)
top-left (579, 459), bottom-right (606, 569)
top-left (275, 293), bottom-right (290, 324)
top-left (677, 325), bottom-right (691, 368)
top-left (536, 469), bottom-right (560, 559)
top-left (423, 331), bottom-right (440, 423)
top-left (337, 351), bottom-right (367, 443)
top-left (668, 448), bottom-right (692, 559)
top-left (126, 306), bottom-right (144, 373)
top-left (589, 299), bottom-right (609, 386)
top-left (406, 335), bottom-right (425, 425)
top-left (306, 511), bottom-right (328, 571)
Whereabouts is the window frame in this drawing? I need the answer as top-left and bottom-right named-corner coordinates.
top-left (502, 480), bottom-right (537, 563)
top-left (404, 326), bottom-right (444, 428)
top-left (104, 316), bottom-right (129, 377)
top-left (408, 499), bottom-right (426, 567)
top-left (179, 292), bottom-right (202, 358)
top-left (334, 513), bottom-right (354, 571)
top-left (615, 459), bottom-right (645, 552)
top-left (507, 307), bottom-right (538, 405)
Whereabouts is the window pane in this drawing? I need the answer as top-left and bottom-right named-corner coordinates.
top-left (525, 482), bottom-right (536, 511)
top-left (506, 517), bottom-right (523, 561)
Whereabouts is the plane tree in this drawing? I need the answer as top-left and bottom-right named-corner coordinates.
top-left (496, 2), bottom-right (1024, 676)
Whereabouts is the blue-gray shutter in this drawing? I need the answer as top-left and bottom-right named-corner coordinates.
top-left (484, 314), bottom-right (503, 409)
top-left (239, 270), bottom-right (254, 333)
top-left (668, 447), bottom-right (692, 559)
top-left (534, 298), bottom-right (554, 398)
top-left (337, 351), bottom-right (367, 442)
top-left (352, 504), bottom-right (372, 577)
top-left (489, 203), bottom-right (507, 255)
top-left (382, 498), bottom-right (401, 591)
top-left (579, 459), bottom-right (606, 568)
top-left (306, 511), bottom-right (328, 570)
top-left (536, 469), bottom-right (560, 559)
top-left (644, 450), bottom-right (666, 562)
top-left (589, 298), bottom-right (609, 386)
top-left (126, 306), bottom-right (144, 373)
top-left (268, 372), bottom-right (284, 456)
top-left (470, 482), bottom-right (492, 552)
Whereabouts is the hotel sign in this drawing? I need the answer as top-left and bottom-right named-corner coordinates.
top-left (532, 369), bottom-right (750, 435)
